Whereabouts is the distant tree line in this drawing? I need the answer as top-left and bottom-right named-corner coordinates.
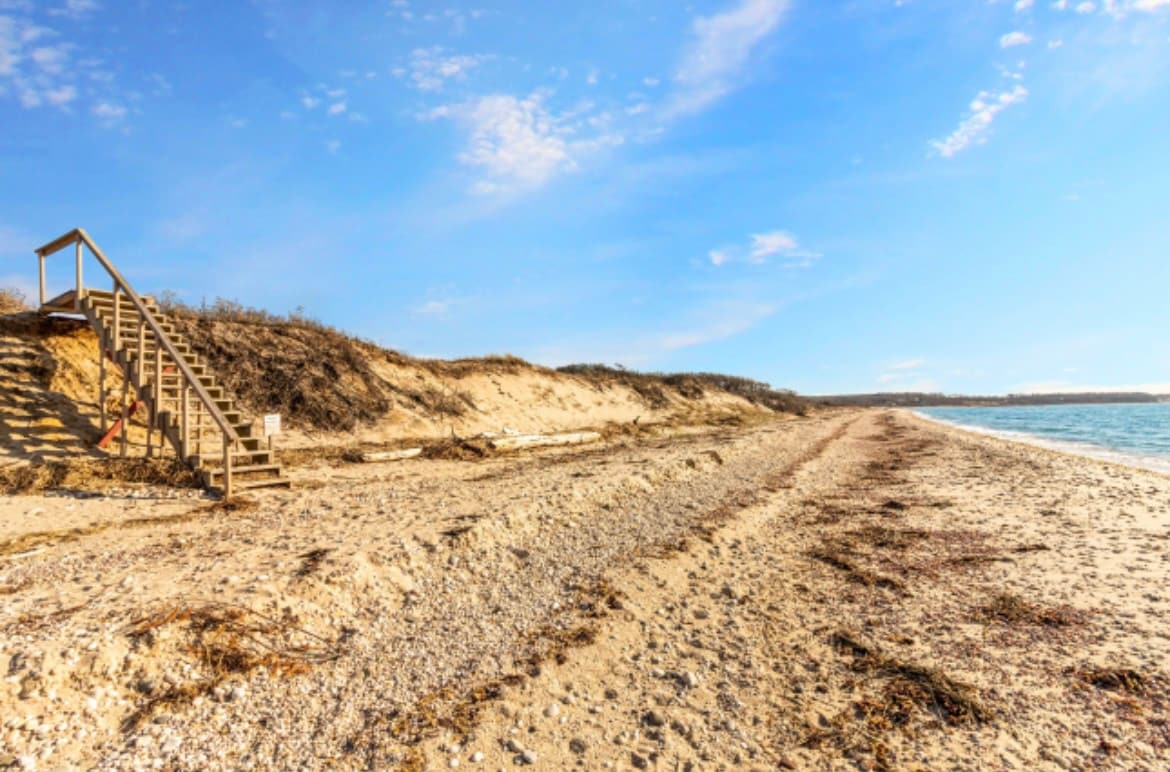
top-left (815, 392), bottom-right (1164, 407)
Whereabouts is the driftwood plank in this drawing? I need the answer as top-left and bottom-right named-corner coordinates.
top-left (487, 431), bottom-right (601, 451)
top-left (359, 448), bottom-right (423, 463)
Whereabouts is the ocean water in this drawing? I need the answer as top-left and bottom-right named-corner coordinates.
top-left (915, 403), bottom-right (1170, 475)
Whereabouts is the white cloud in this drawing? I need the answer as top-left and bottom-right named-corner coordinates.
top-left (29, 43), bottom-right (69, 73)
top-left (1014, 0), bottom-right (1035, 10)
top-left (43, 83), bottom-right (74, 104)
top-left (667, 0), bottom-right (791, 117)
top-left (889, 358), bottom-right (926, 371)
top-left (91, 101), bottom-right (125, 124)
top-left (413, 300), bottom-right (450, 316)
top-left (658, 303), bottom-right (775, 351)
top-left (401, 46), bottom-right (488, 92)
top-left (327, 101), bottom-right (346, 115)
top-left (999, 30), bottom-right (1034, 47)
top-left (427, 91), bottom-right (622, 195)
top-left (750, 230), bottom-right (797, 260)
top-left (460, 94), bottom-right (573, 192)
top-left (48, 0), bottom-right (98, 19)
top-left (0, 18), bottom-right (21, 77)
top-left (535, 301), bottom-right (777, 367)
top-left (0, 6), bottom-right (130, 116)
top-left (930, 84), bottom-right (1028, 158)
top-left (709, 229), bottom-right (820, 267)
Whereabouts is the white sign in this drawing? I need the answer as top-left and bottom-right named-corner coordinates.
top-left (263, 414), bottom-right (282, 437)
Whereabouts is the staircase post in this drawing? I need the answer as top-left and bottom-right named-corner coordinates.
top-left (112, 283), bottom-right (121, 353)
top-left (181, 384), bottom-right (190, 462)
top-left (223, 434), bottom-right (233, 499)
top-left (119, 372), bottom-right (129, 458)
top-left (98, 330), bottom-right (107, 435)
top-left (153, 351), bottom-right (163, 458)
top-left (139, 321), bottom-right (150, 457)
top-left (74, 240), bottom-right (83, 311)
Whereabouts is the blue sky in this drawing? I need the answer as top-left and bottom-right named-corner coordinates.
top-left (2, 0), bottom-right (1170, 395)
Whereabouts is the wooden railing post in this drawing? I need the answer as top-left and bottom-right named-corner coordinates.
top-left (119, 374), bottom-right (129, 458)
top-left (98, 333), bottom-right (107, 435)
top-left (136, 321), bottom-right (145, 385)
top-left (223, 434), bottom-right (233, 498)
top-left (74, 240), bottom-right (83, 310)
top-left (38, 254), bottom-right (45, 308)
top-left (153, 348), bottom-right (163, 457)
top-left (181, 384), bottom-right (190, 462)
top-left (112, 282), bottom-right (121, 353)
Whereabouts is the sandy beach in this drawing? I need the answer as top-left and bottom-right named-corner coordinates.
top-left (2, 408), bottom-right (1169, 770)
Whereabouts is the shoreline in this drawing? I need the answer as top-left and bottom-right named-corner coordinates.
top-left (907, 407), bottom-right (1170, 477)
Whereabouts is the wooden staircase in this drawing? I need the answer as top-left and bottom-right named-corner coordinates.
top-left (34, 229), bottom-right (289, 496)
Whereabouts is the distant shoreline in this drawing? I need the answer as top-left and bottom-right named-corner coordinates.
top-left (814, 391), bottom-right (1167, 408)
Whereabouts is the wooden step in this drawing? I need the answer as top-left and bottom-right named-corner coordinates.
top-left (139, 369), bottom-right (212, 384)
top-left (138, 361), bottom-right (206, 376)
top-left (157, 375), bottom-right (215, 389)
top-left (235, 478), bottom-right (292, 491)
top-left (119, 343), bottom-right (193, 357)
top-left (191, 453), bottom-right (275, 471)
top-left (86, 290), bottom-right (160, 307)
top-left (204, 464), bottom-right (283, 483)
top-left (157, 385), bottom-right (224, 400)
top-left (87, 302), bottom-right (163, 318)
top-left (107, 334), bottom-right (185, 350)
top-left (178, 411), bottom-right (243, 427)
top-left (109, 332), bottom-right (182, 347)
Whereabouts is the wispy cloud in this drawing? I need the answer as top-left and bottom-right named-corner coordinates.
top-left (889, 358), bottom-right (926, 371)
top-left (667, 0), bottom-right (791, 117)
top-left (91, 101), bottom-right (126, 125)
top-left (0, 4), bottom-right (129, 119)
top-left (426, 91), bottom-right (622, 195)
top-left (708, 229), bottom-right (821, 267)
top-left (877, 358), bottom-right (931, 388)
top-left (413, 300), bottom-right (450, 316)
top-left (536, 300), bottom-right (777, 367)
top-left (999, 30), bottom-right (1033, 48)
top-left (396, 46), bottom-right (489, 92)
top-left (48, 0), bottom-right (98, 20)
top-left (930, 84), bottom-right (1028, 158)
top-left (658, 302), bottom-right (775, 351)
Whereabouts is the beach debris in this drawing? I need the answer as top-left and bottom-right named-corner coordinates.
top-left (979, 592), bottom-right (1088, 628)
top-left (357, 447), bottom-right (423, 463)
top-left (486, 432), bottom-right (601, 451)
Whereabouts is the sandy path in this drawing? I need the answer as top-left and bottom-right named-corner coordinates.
top-left (2, 410), bottom-right (1170, 770)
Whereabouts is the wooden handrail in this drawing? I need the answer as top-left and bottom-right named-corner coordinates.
top-left (35, 230), bottom-right (84, 258)
top-left (35, 228), bottom-right (242, 477)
